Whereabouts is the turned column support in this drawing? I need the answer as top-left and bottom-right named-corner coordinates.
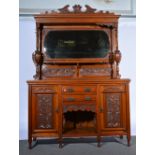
top-left (32, 23), bottom-right (43, 80)
top-left (114, 49), bottom-right (122, 79)
top-left (32, 50), bottom-right (43, 80)
top-left (109, 24), bottom-right (121, 79)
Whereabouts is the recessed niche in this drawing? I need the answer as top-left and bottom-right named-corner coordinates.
top-left (63, 110), bottom-right (96, 135)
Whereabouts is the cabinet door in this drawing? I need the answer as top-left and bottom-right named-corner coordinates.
top-left (31, 86), bottom-right (59, 134)
top-left (99, 86), bottom-right (127, 131)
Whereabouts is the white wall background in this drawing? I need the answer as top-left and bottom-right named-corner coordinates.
top-left (19, 17), bottom-right (136, 140)
top-left (19, 0), bottom-right (136, 15)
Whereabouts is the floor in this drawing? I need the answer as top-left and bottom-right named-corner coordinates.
top-left (19, 136), bottom-right (136, 155)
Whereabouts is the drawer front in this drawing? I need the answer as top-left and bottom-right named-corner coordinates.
top-left (62, 86), bottom-right (97, 94)
top-left (63, 103), bottom-right (96, 113)
top-left (101, 85), bottom-right (125, 92)
top-left (63, 95), bottom-right (96, 102)
top-left (32, 86), bottom-right (57, 93)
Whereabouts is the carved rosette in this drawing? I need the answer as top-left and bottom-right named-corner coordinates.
top-left (37, 94), bottom-right (53, 129)
top-left (32, 50), bottom-right (43, 80)
top-left (106, 93), bottom-right (121, 128)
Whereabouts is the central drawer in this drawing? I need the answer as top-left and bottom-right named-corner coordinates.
top-left (63, 95), bottom-right (96, 102)
top-left (62, 86), bottom-right (97, 94)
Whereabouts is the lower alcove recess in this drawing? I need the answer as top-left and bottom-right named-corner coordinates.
top-left (63, 110), bottom-right (96, 136)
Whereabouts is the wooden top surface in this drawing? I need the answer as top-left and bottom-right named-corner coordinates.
top-left (27, 78), bottom-right (130, 84)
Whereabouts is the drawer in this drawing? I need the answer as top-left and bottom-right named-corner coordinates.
top-left (62, 86), bottom-right (97, 93)
top-left (100, 85), bottom-right (125, 92)
top-left (32, 86), bottom-right (57, 93)
top-left (63, 95), bottom-right (96, 102)
top-left (63, 101), bottom-right (96, 105)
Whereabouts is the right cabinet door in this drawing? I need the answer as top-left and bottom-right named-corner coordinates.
top-left (99, 85), bottom-right (127, 132)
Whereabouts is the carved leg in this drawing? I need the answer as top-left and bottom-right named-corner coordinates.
top-left (33, 137), bottom-right (37, 141)
top-left (58, 137), bottom-right (63, 149)
top-left (120, 135), bottom-right (123, 139)
top-left (28, 137), bottom-right (32, 149)
top-left (58, 115), bottom-right (65, 149)
top-left (127, 134), bottom-right (131, 146)
top-left (97, 136), bottom-right (101, 147)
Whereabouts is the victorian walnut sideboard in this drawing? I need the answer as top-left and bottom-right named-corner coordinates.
top-left (27, 5), bottom-right (131, 149)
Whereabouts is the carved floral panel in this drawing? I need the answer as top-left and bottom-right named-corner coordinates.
top-left (79, 68), bottom-right (111, 76)
top-left (42, 66), bottom-right (76, 77)
top-left (32, 87), bottom-right (56, 93)
top-left (105, 93), bottom-right (121, 128)
top-left (36, 94), bottom-right (53, 129)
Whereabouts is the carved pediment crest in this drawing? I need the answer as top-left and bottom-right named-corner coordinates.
top-left (43, 4), bottom-right (114, 14)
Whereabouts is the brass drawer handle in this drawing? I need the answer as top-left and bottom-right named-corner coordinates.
top-left (85, 96), bottom-right (91, 101)
top-left (55, 108), bottom-right (59, 113)
top-left (67, 88), bottom-right (74, 92)
top-left (66, 97), bottom-right (75, 101)
top-left (84, 88), bottom-right (91, 92)
top-left (100, 108), bottom-right (104, 113)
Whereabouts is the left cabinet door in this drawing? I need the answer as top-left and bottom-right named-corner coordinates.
top-left (30, 86), bottom-right (59, 136)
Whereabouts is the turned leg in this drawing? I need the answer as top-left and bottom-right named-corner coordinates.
top-left (97, 136), bottom-right (101, 147)
top-left (127, 134), bottom-right (131, 146)
top-left (33, 137), bottom-right (37, 141)
top-left (120, 135), bottom-right (123, 139)
top-left (58, 137), bottom-right (63, 148)
top-left (58, 114), bottom-right (64, 148)
top-left (28, 137), bottom-right (32, 149)
top-left (59, 142), bottom-right (63, 148)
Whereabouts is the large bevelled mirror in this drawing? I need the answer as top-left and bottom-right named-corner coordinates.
top-left (44, 30), bottom-right (110, 59)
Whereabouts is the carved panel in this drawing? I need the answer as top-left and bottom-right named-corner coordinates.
top-left (43, 5), bottom-right (113, 14)
top-left (102, 86), bottom-right (125, 92)
top-left (36, 94), bottom-right (53, 129)
top-left (42, 66), bottom-right (76, 77)
top-left (63, 104), bottom-right (96, 113)
top-left (106, 93), bottom-right (121, 128)
top-left (79, 68), bottom-right (111, 76)
top-left (32, 87), bottom-right (56, 93)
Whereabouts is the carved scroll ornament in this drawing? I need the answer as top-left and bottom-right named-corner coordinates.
top-left (57, 5), bottom-right (96, 13)
top-left (43, 5), bottom-right (114, 14)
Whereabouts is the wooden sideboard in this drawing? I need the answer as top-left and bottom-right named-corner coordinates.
top-left (27, 79), bottom-right (130, 148)
top-left (27, 5), bottom-right (131, 148)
